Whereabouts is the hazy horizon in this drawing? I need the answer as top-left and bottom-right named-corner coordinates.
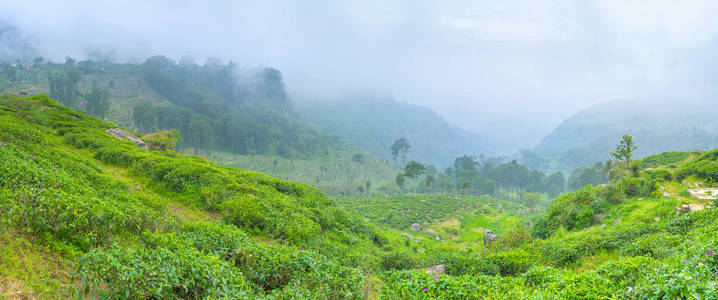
top-left (3, 1), bottom-right (718, 152)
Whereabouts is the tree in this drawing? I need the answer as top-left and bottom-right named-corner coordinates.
top-left (482, 179), bottom-right (497, 196)
top-left (404, 161), bottom-right (426, 179)
top-left (424, 174), bottom-right (435, 194)
top-left (352, 153), bottom-right (364, 163)
top-left (460, 180), bottom-right (470, 195)
top-left (357, 185), bottom-right (364, 197)
top-left (187, 119), bottom-right (214, 149)
top-left (522, 192), bottom-right (541, 208)
top-left (48, 67), bottom-right (81, 107)
top-left (133, 103), bottom-right (157, 133)
top-left (546, 172), bottom-right (566, 198)
top-left (365, 180), bottom-right (371, 197)
top-left (143, 129), bottom-right (182, 151)
top-left (390, 137), bottom-right (410, 165)
top-left (395, 173), bottom-right (406, 192)
top-left (85, 81), bottom-right (111, 118)
top-left (611, 134), bottom-right (637, 164)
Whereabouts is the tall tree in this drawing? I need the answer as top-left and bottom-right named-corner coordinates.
top-left (424, 174), bottom-right (435, 194)
top-left (187, 119), bottom-right (214, 149)
top-left (611, 134), bottom-right (638, 164)
top-left (133, 103), bottom-right (157, 133)
top-left (403, 160), bottom-right (426, 194)
top-left (390, 137), bottom-right (410, 165)
top-left (395, 173), bottom-right (406, 192)
top-left (85, 81), bottom-right (111, 118)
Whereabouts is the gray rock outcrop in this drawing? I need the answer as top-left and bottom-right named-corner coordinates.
top-left (410, 223), bottom-right (421, 232)
top-left (105, 128), bottom-right (148, 149)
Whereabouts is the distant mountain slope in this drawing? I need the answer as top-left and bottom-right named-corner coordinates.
top-left (536, 99), bottom-right (718, 169)
top-left (0, 58), bottom-right (349, 159)
top-left (296, 96), bottom-right (494, 166)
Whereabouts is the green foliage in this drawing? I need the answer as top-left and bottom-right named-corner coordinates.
top-left (75, 244), bottom-right (252, 299)
top-left (6, 94), bottom-right (718, 298)
top-left (403, 160), bottom-right (426, 180)
top-left (0, 95), bottom-right (375, 297)
top-left (677, 148), bottom-right (718, 182)
top-left (84, 81), bottom-right (110, 118)
top-left (639, 151), bottom-right (699, 169)
top-left (142, 129), bottom-right (181, 151)
top-left (390, 137), bottom-right (410, 164)
top-left (336, 194), bottom-right (521, 230)
top-left (611, 134), bottom-right (638, 163)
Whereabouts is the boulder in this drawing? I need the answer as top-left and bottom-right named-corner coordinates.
top-left (689, 203), bottom-right (708, 212)
top-left (423, 228), bottom-right (436, 235)
top-left (612, 217), bottom-right (621, 226)
top-left (400, 233), bottom-right (413, 240)
top-left (687, 188), bottom-right (718, 200)
top-left (422, 221), bottom-right (429, 227)
top-left (105, 128), bottom-right (148, 149)
top-left (424, 264), bottom-right (445, 274)
top-left (410, 223), bottom-right (421, 232)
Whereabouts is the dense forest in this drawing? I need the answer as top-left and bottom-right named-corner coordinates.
top-left (1, 56), bottom-right (346, 158)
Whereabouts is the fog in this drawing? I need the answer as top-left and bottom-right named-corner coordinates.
top-left (3, 0), bottom-right (718, 151)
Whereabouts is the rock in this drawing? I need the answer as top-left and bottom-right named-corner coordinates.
top-left (687, 188), bottom-right (718, 200)
top-left (417, 249), bottom-right (424, 253)
top-left (613, 217), bottom-right (621, 226)
top-left (422, 222), bottom-right (429, 227)
top-left (638, 198), bottom-right (645, 201)
top-left (688, 203), bottom-right (707, 212)
top-left (595, 214), bottom-right (606, 221)
top-left (435, 236), bottom-right (441, 240)
top-left (400, 233), bottom-right (413, 240)
top-left (601, 224), bottom-right (606, 228)
top-left (423, 228), bottom-right (436, 235)
top-left (676, 204), bottom-right (691, 214)
top-left (654, 216), bottom-right (661, 222)
top-left (424, 264), bottom-right (445, 275)
top-left (663, 192), bottom-right (671, 197)
top-left (410, 223), bottom-right (421, 232)
top-left (105, 128), bottom-right (148, 149)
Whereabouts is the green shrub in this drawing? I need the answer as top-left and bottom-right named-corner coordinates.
top-left (620, 232), bottom-right (682, 258)
top-left (381, 250), bottom-right (419, 271)
top-left (75, 245), bottom-right (253, 299)
top-left (441, 252), bottom-right (500, 276)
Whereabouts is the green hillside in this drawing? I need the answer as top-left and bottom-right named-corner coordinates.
top-left (2, 94), bottom-right (718, 298)
top-left (1, 58), bottom-right (346, 159)
top-left (0, 94), bottom-right (383, 298)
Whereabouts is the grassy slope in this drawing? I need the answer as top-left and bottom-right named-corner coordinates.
top-left (3, 94), bottom-right (718, 298)
top-left (2, 69), bottom-right (402, 198)
top-left (375, 151), bottom-right (718, 298)
top-left (0, 94), bottom-right (384, 298)
top-left (209, 150), bottom-right (400, 197)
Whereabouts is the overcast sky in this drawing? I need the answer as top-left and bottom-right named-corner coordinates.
top-left (3, 0), bottom-right (718, 150)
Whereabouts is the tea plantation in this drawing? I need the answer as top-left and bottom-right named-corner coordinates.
top-left (1, 94), bottom-right (718, 298)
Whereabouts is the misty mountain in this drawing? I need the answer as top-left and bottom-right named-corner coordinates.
top-left (535, 98), bottom-right (718, 170)
top-left (296, 96), bottom-right (495, 166)
top-left (0, 57), bottom-right (347, 158)
top-left (0, 19), bottom-right (35, 61)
